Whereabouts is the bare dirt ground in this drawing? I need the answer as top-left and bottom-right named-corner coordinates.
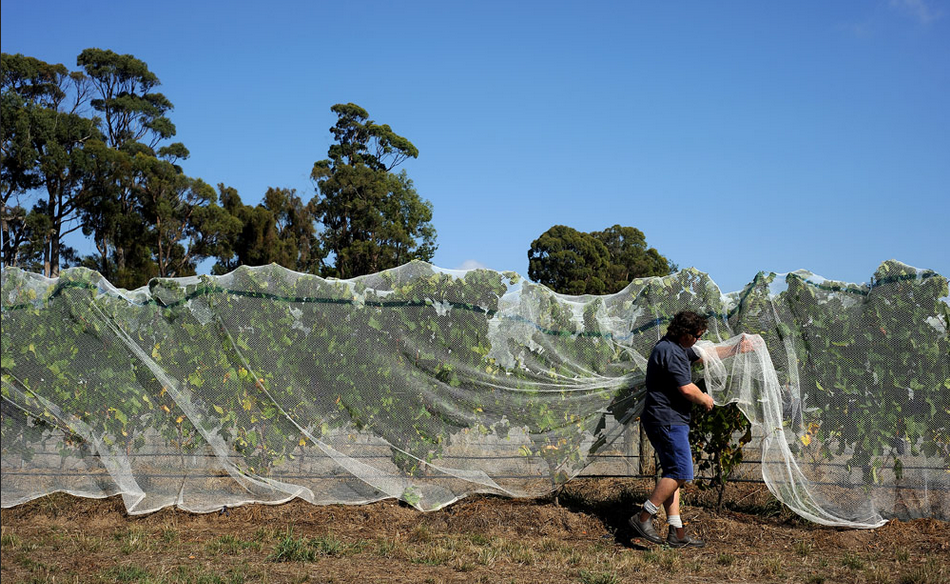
top-left (2, 478), bottom-right (948, 584)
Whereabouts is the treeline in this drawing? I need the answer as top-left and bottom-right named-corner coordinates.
top-left (0, 50), bottom-right (436, 289)
top-left (2, 49), bottom-right (672, 292)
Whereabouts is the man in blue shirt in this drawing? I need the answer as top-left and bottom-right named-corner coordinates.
top-left (629, 311), bottom-right (750, 548)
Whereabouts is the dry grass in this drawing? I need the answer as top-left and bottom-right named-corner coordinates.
top-left (1, 478), bottom-right (948, 584)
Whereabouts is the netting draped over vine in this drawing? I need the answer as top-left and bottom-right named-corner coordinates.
top-left (1, 260), bottom-right (948, 527)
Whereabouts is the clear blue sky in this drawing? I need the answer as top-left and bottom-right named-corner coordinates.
top-left (3, 1), bottom-right (948, 293)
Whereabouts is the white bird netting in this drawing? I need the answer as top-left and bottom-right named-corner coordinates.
top-left (1, 260), bottom-right (947, 528)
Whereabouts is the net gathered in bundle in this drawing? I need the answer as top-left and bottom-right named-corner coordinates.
top-left (1, 260), bottom-right (947, 528)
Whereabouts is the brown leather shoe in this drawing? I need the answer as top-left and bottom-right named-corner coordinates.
top-left (666, 525), bottom-right (706, 548)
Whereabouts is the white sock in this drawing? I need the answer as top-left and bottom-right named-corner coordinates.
top-left (642, 500), bottom-right (659, 516)
top-left (667, 514), bottom-right (683, 528)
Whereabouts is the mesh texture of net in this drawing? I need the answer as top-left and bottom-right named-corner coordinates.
top-left (2, 259), bottom-right (947, 528)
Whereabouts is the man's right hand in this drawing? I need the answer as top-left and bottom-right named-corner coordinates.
top-left (681, 383), bottom-right (715, 412)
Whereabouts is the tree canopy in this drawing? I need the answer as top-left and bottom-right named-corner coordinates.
top-left (311, 103), bottom-right (435, 279)
top-left (1, 52), bottom-right (98, 276)
top-left (3, 51), bottom-right (441, 286)
top-left (2, 50), bottom-right (679, 297)
top-left (528, 224), bottom-right (673, 294)
top-left (1, 50), bottom-right (239, 287)
top-left (212, 185), bottom-right (320, 275)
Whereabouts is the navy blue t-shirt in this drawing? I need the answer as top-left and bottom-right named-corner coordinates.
top-left (642, 335), bottom-right (700, 426)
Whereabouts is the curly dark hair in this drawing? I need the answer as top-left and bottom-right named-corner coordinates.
top-left (667, 311), bottom-right (707, 340)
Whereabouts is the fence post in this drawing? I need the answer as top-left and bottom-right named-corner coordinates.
top-left (623, 417), bottom-right (637, 476)
top-left (638, 420), bottom-right (655, 477)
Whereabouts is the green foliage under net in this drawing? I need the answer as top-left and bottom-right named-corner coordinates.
top-left (1, 260), bottom-right (947, 526)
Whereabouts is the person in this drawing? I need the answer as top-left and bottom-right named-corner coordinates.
top-left (629, 310), bottom-right (752, 548)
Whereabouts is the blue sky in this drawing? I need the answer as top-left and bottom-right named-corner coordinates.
top-left (3, 1), bottom-right (948, 293)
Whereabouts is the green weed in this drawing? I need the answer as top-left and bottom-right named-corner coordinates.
top-left (499, 540), bottom-right (536, 565)
top-left (311, 533), bottom-right (346, 556)
top-left (409, 543), bottom-right (453, 565)
top-left (578, 570), bottom-right (620, 584)
top-left (74, 531), bottom-right (104, 552)
top-left (794, 539), bottom-right (812, 557)
top-left (716, 552), bottom-right (736, 566)
top-left (269, 531), bottom-right (316, 562)
top-left (408, 524), bottom-right (433, 543)
top-left (468, 532), bottom-right (492, 546)
top-left (168, 565), bottom-right (249, 584)
top-left (477, 546), bottom-right (499, 566)
top-left (104, 565), bottom-right (153, 583)
top-left (252, 526), bottom-right (280, 542)
top-left (759, 556), bottom-right (785, 578)
top-left (374, 537), bottom-right (397, 557)
top-left (161, 528), bottom-right (180, 544)
top-left (206, 534), bottom-right (260, 555)
top-left (538, 537), bottom-right (562, 553)
top-left (643, 548), bottom-right (679, 572)
top-left (115, 527), bottom-right (150, 555)
top-left (452, 557), bottom-right (477, 572)
top-left (865, 565), bottom-right (892, 584)
top-left (1, 532), bottom-right (22, 548)
top-left (842, 552), bottom-right (865, 569)
top-left (565, 548), bottom-right (585, 567)
top-left (898, 559), bottom-right (946, 584)
top-left (682, 559), bottom-right (705, 573)
top-left (15, 553), bottom-right (55, 573)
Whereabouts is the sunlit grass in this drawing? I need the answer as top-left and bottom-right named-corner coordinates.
top-left (3, 485), bottom-right (947, 584)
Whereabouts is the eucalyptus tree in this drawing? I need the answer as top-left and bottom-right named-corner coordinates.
top-left (73, 48), bottom-right (184, 285)
top-left (132, 144), bottom-right (239, 278)
top-left (262, 186), bottom-right (323, 274)
top-left (0, 52), bottom-right (98, 276)
top-left (311, 103), bottom-right (436, 278)
top-left (212, 185), bottom-right (322, 275)
top-left (77, 48), bottom-right (175, 150)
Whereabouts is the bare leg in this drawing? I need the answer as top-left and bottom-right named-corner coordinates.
top-left (663, 483), bottom-right (681, 517)
top-left (638, 477), bottom-right (685, 523)
top-left (663, 487), bottom-right (687, 539)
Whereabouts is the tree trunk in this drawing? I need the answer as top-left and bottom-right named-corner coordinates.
top-left (45, 188), bottom-right (57, 277)
top-left (50, 232), bottom-right (61, 277)
top-left (157, 216), bottom-right (166, 277)
top-left (1, 202), bottom-right (9, 269)
top-left (43, 233), bottom-right (52, 277)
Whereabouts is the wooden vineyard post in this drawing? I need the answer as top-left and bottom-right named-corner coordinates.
top-left (638, 420), bottom-right (656, 478)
